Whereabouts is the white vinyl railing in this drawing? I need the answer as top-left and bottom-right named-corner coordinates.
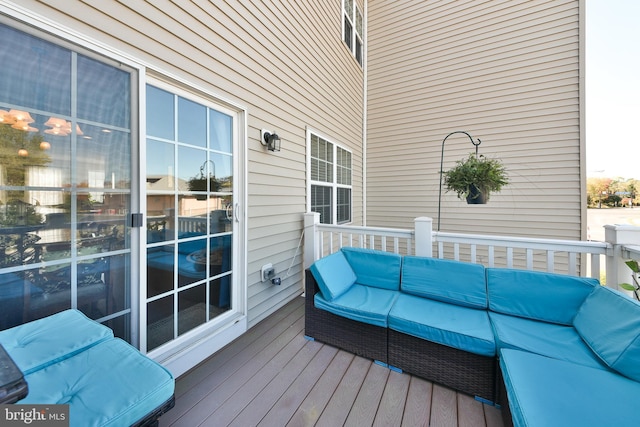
top-left (304, 213), bottom-right (640, 289)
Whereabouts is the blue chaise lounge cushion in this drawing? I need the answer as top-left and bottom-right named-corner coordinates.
top-left (0, 309), bottom-right (114, 375)
top-left (341, 247), bottom-right (402, 291)
top-left (309, 250), bottom-right (357, 301)
top-left (487, 268), bottom-right (598, 325)
top-left (574, 285), bottom-right (640, 382)
top-left (401, 256), bottom-right (487, 309)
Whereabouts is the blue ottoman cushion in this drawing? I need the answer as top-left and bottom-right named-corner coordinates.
top-left (19, 338), bottom-right (174, 427)
top-left (500, 348), bottom-right (640, 427)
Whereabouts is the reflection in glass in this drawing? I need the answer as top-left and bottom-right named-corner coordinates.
top-left (147, 244), bottom-right (175, 297)
top-left (146, 86), bottom-right (174, 140)
top-left (147, 295), bottom-right (174, 351)
top-left (209, 109), bottom-right (232, 153)
top-left (178, 285), bottom-right (205, 335)
top-left (146, 139), bottom-right (175, 192)
top-left (77, 55), bottom-right (130, 128)
top-left (178, 97), bottom-right (206, 147)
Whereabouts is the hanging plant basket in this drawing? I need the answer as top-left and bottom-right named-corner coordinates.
top-left (465, 184), bottom-right (488, 204)
top-left (188, 176), bottom-right (220, 200)
top-left (443, 153), bottom-right (508, 204)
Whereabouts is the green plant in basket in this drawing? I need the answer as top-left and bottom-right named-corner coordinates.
top-left (442, 153), bottom-right (508, 204)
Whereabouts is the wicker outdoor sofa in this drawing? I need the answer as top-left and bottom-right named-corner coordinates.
top-left (305, 247), bottom-right (640, 427)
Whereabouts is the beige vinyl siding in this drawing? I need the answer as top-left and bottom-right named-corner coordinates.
top-left (17, 0), bottom-right (364, 326)
top-left (366, 0), bottom-right (584, 240)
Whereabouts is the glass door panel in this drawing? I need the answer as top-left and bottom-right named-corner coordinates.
top-left (0, 23), bottom-right (134, 340)
top-left (145, 84), bottom-right (235, 352)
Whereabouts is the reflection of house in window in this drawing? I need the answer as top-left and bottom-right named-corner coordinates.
top-left (26, 166), bottom-right (63, 207)
top-left (88, 170), bottom-right (105, 203)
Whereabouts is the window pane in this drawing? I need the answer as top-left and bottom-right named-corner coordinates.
top-left (77, 55), bottom-right (130, 128)
top-left (337, 188), bottom-right (351, 224)
top-left (146, 139), bottom-right (175, 192)
top-left (356, 38), bottom-right (363, 65)
top-left (344, 18), bottom-right (353, 49)
top-left (311, 185), bottom-right (332, 224)
top-left (146, 85), bottom-right (174, 140)
top-left (344, 0), bottom-right (354, 17)
top-left (337, 147), bottom-right (352, 185)
top-left (210, 109), bottom-right (232, 153)
top-left (178, 97), bottom-right (206, 147)
top-left (0, 24), bottom-right (71, 116)
top-left (356, 6), bottom-right (363, 36)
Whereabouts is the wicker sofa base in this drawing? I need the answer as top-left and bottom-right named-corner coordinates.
top-left (304, 269), bottom-right (387, 363)
top-left (388, 329), bottom-right (497, 402)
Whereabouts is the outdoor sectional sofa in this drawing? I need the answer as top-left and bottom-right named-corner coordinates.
top-left (305, 247), bottom-right (640, 427)
top-left (0, 309), bottom-right (175, 426)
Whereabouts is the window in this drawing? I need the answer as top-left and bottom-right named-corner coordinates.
top-left (343, 0), bottom-right (364, 66)
top-left (309, 132), bottom-right (352, 224)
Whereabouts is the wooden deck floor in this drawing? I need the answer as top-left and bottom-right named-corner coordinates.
top-left (160, 296), bottom-right (505, 427)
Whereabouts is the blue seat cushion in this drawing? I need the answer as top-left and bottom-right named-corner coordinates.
top-left (20, 338), bottom-right (175, 427)
top-left (0, 309), bottom-right (114, 375)
top-left (489, 312), bottom-right (607, 370)
top-left (341, 247), bottom-right (402, 291)
top-left (389, 293), bottom-right (495, 356)
top-left (500, 349), bottom-right (640, 427)
top-left (314, 284), bottom-right (398, 327)
top-left (487, 268), bottom-right (598, 325)
top-left (401, 256), bottom-right (487, 309)
top-left (310, 251), bottom-right (357, 301)
top-left (574, 285), bottom-right (640, 382)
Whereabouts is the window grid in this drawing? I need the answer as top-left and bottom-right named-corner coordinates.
top-left (310, 133), bottom-right (352, 225)
top-left (342, 0), bottom-right (363, 66)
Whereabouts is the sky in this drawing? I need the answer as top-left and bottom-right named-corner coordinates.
top-left (586, 0), bottom-right (640, 180)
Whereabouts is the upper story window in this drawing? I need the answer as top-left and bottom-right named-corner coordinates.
top-left (343, 0), bottom-right (363, 66)
top-left (309, 131), bottom-right (352, 224)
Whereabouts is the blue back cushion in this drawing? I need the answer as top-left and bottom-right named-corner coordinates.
top-left (401, 256), bottom-right (487, 309)
top-left (574, 286), bottom-right (640, 382)
top-left (487, 268), bottom-right (598, 325)
top-left (341, 247), bottom-right (402, 291)
top-left (309, 251), bottom-right (357, 301)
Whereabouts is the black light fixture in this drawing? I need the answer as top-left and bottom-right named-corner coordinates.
top-left (261, 129), bottom-right (281, 152)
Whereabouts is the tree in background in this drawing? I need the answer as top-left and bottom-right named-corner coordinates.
top-left (587, 177), bottom-right (639, 208)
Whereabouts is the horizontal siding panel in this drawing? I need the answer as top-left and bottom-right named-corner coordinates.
top-left (366, 0), bottom-right (582, 240)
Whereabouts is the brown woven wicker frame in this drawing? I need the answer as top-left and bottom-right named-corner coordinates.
top-left (497, 367), bottom-right (514, 427)
top-left (388, 329), bottom-right (497, 402)
top-left (304, 269), bottom-right (388, 363)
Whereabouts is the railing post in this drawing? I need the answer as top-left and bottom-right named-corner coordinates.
top-left (414, 217), bottom-right (433, 257)
top-left (304, 212), bottom-right (321, 269)
top-left (605, 224), bottom-right (640, 293)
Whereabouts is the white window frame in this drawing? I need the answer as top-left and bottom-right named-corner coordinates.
top-left (342, 0), bottom-right (364, 66)
top-left (307, 128), bottom-right (352, 225)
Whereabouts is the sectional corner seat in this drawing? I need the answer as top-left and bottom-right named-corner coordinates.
top-left (0, 309), bottom-right (175, 427)
top-left (305, 247), bottom-right (640, 426)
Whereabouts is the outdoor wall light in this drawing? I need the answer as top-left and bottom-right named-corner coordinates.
top-left (261, 129), bottom-right (281, 152)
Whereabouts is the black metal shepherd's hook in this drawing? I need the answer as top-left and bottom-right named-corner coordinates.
top-left (437, 131), bottom-right (481, 231)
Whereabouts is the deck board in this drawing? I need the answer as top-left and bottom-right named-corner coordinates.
top-left (161, 296), bottom-right (505, 427)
